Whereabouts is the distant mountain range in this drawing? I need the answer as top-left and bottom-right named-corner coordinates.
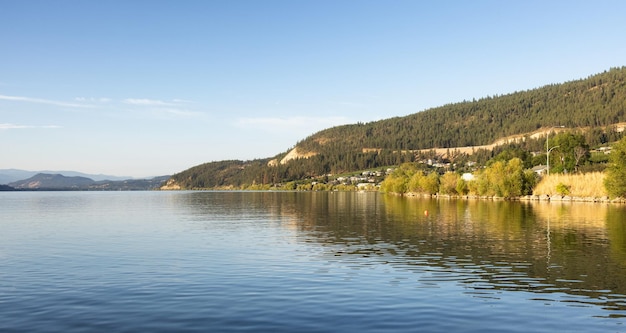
top-left (2, 172), bottom-right (169, 191)
top-left (0, 169), bottom-right (131, 184)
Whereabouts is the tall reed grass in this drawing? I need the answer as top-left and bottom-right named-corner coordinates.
top-left (533, 172), bottom-right (607, 197)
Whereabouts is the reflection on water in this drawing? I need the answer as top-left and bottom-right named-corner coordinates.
top-left (182, 192), bottom-right (626, 318)
top-left (3, 191), bottom-right (626, 332)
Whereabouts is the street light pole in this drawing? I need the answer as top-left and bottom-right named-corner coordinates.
top-left (547, 146), bottom-right (559, 176)
top-left (546, 126), bottom-right (565, 176)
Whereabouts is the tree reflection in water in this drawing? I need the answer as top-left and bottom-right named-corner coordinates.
top-left (180, 191), bottom-right (626, 318)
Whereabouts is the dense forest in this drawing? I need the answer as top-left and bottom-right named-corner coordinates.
top-left (165, 67), bottom-right (626, 189)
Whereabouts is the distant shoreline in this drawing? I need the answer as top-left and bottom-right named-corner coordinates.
top-left (3, 186), bottom-right (625, 204)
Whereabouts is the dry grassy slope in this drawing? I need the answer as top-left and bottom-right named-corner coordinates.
top-left (282, 123), bottom-right (626, 163)
top-left (398, 123), bottom-right (625, 158)
top-left (267, 147), bottom-right (320, 166)
top-left (416, 127), bottom-right (571, 157)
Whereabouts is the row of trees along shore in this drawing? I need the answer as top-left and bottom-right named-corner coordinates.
top-left (380, 134), bottom-right (626, 199)
top-left (380, 157), bottom-right (536, 198)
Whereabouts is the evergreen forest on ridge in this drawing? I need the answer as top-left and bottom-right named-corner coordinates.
top-left (164, 67), bottom-right (626, 190)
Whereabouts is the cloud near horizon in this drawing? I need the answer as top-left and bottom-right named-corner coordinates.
top-left (0, 123), bottom-right (61, 130)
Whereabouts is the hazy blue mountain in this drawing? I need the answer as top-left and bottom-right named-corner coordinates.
top-left (7, 173), bottom-right (169, 191)
top-left (0, 169), bottom-right (131, 184)
top-left (9, 173), bottom-right (96, 190)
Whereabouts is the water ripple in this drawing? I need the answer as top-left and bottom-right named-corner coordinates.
top-left (2, 191), bottom-right (626, 332)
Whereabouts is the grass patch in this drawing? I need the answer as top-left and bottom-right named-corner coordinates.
top-left (533, 172), bottom-right (607, 197)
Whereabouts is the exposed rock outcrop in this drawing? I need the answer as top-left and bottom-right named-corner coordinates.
top-left (160, 178), bottom-right (182, 190)
top-left (267, 147), bottom-right (318, 167)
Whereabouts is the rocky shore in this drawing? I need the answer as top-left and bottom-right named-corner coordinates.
top-left (402, 192), bottom-right (626, 203)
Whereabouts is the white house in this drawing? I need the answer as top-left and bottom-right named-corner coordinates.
top-left (461, 173), bottom-right (475, 182)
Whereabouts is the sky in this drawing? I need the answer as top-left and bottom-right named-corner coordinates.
top-left (1, 1), bottom-right (626, 178)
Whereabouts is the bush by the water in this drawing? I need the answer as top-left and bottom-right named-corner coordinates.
top-left (381, 158), bottom-right (536, 198)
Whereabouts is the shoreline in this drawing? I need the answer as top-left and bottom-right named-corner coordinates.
top-left (400, 192), bottom-right (626, 204)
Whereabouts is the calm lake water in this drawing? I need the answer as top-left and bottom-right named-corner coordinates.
top-left (2, 191), bottom-right (626, 332)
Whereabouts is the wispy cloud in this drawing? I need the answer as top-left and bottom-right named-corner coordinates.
top-left (0, 94), bottom-right (94, 108)
top-left (122, 98), bottom-right (202, 118)
top-left (1, 93), bottom-right (202, 121)
top-left (75, 97), bottom-right (111, 103)
top-left (0, 123), bottom-right (61, 130)
top-left (123, 98), bottom-right (177, 106)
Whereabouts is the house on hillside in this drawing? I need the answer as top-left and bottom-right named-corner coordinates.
top-left (532, 165), bottom-right (548, 176)
top-left (461, 173), bottom-right (475, 182)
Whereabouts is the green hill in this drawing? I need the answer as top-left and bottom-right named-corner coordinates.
top-left (164, 67), bottom-right (626, 190)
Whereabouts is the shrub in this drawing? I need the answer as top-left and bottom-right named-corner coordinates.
top-left (439, 172), bottom-right (459, 195)
top-left (556, 182), bottom-right (571, 196)
top-left (421, 172), bottom-right (440, 195)
top-left (456, 179), bottom-right (469, 195)
top-left (475, 158), bottom-right (526, 197)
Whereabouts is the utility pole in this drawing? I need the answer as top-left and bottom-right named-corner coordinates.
top-left (546, 126), bottom-right (565, 175)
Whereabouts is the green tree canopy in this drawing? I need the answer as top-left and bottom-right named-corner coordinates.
top-left (550, 132), bottom-right (590, 173)
top-left (604, 137), bottom-right (626, 198)
top-left (474, 158), bottom-right (532, 198)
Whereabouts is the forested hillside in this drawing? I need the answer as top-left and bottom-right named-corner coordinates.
top-left (165, 67), bottom-right (626, 190)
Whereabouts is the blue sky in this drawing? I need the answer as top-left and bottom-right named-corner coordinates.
top-left (1, 1), bottom-right (625, 177)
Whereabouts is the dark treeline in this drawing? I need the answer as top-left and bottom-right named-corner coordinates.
top-left (168, 67), bottom-right (626, 189)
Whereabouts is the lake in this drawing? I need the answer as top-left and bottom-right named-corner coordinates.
top-left (1, 191), bottom-right (626, 332)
